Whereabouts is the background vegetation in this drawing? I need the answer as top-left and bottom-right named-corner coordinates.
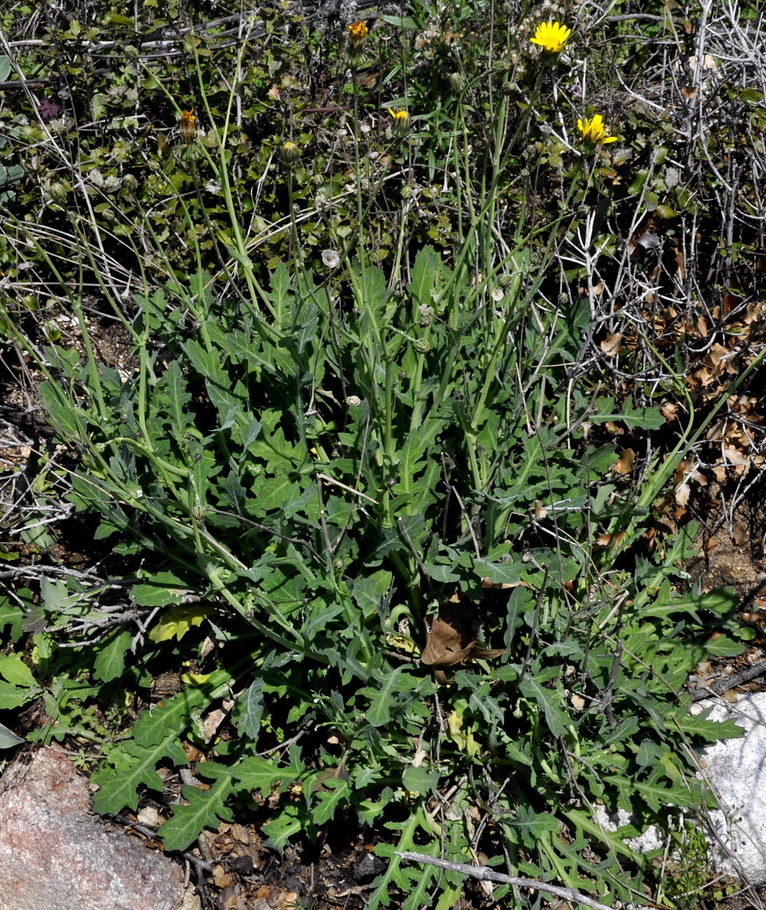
top-left (1, 0), bottom-right (765, 907)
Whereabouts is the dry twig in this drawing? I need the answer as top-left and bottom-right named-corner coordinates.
top-left (689, 660), bottom-right (766, 702)
top-left (396, 852), bottom-right (620, 910)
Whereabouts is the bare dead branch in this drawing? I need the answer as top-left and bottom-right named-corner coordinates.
top-left (689, 660), bottom-right (766, 703)
top-left (396, 851), bottom-right (619, 910)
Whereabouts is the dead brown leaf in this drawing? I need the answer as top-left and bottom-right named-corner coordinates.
top-left (675, 481), bottom-right (690, 507)
top-left (595, 531), bottom-right (625, 549)
top-left (420, 594), bottom-right (505, 668)
top-left (661, 402), bottom-right (680, 422)
top-left (614, 448), bottom-right (635, 475)
top-left (600, 333), bottom-right (623, 357)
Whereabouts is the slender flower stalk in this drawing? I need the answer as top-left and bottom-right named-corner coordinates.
top-left (577, 113), bottom-right (618, 144)
top-left (530, 21), bottom-right (572, 53)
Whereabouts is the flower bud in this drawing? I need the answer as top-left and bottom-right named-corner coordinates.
top-left (280, 140), bottom-right (301, 164)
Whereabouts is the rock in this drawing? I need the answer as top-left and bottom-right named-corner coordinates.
top-left (595, 692), bottom-right (766, 885)
top-left (695, 692), bottom-right (766, 883)
top-left (0, 744), bottom-right (200, 910)
top-left (352, 850), bottom-right (385, 882)
top-left (592, 806), bottom-right (665, 855)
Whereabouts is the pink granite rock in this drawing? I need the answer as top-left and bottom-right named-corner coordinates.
top-left (0, 745), bottom-right (199, 910)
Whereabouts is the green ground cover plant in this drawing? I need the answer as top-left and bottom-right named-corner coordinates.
top-left (1, 0), bottom-right (765, 907)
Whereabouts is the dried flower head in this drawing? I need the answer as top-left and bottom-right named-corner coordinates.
top-left (577, 113), bottom-right (618, 144)
top-left (321, 249), bottom-right (340, 268)
top-left (180, 110), bottom-right (197, 144)
top-left (348, 20), bottom-right (369, 50)
top-left (530, 21), bottom-right (572, 53)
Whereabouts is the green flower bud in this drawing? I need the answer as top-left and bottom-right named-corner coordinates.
top-left (280, 140), bottom-right (301, 164)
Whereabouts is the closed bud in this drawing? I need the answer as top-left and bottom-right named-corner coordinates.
top-left (280, 140), bottom-right (300, 164)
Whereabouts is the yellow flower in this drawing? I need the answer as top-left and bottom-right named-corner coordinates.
top-left (388, 108), bottom-right (410, 135)
top-left (530, 21), bottom-right (572, 53)
top-left (577, 113), bottom-right (618, 144)
top-left (179, 110), bottom-right (197, 144)
top-left (348, 20), bottom-right (368, 50)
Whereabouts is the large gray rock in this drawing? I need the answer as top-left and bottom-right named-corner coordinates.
top-left (593, 692), bottom-right (766, 885)
top-left (696, 692), bottom-right (766, 883)
top-left (0, 745), bottom-right (199, 910)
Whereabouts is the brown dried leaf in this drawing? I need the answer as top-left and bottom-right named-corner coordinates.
top-left (595, 531), bottom-right (625, 549)
top-left (675, 481), bottom-right (690, 507)
top-left (421, 596), bottom-right (478, 666)
top-left (481, 577), bottom-right (532, 590)
top-left (722, 446), bottom-right (749, 468)
top-left (614, 448), bottom-right (635, 475)
top-left (705, 343), bottom-right (731, 370)
top-left (472, 646), bottom-right (508, 660)
top-left (661, 402), bottom-right (680, 422)
top-left (420, 594), bottom-right (505, 667)
top-left (712, 464), bottom-right (727, 483)
top-left (600, 333), bottom-right (623, 357)
top-left (212, 864), bottom-right (235, 888)
top-left (695, 366), bottom-right (715, 388)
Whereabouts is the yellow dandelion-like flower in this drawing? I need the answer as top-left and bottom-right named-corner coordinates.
top-left (530, 21), bottom-right (572, 53)
top-left (577, 113), bottom-right (618, 144)
top-left (388, 108), bottom-right (410, 135)
top-left (348, 20), bottom-right (369, 50)
top-left (179, 109), bottom-right (197, 144)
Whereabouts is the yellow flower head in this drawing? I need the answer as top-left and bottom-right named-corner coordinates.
top-left (348, 20), bottom-right (369, 49)
top-left (280, 140), bottom-right (301, 164)
top-left (577, 113), bottom-right (618, 144)
top-left (388, 108), bottom-right (410, 135)
top-left (179, 110), bottom-right (197, 144)
top-left (530, 21), bottom-right (572, 53)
